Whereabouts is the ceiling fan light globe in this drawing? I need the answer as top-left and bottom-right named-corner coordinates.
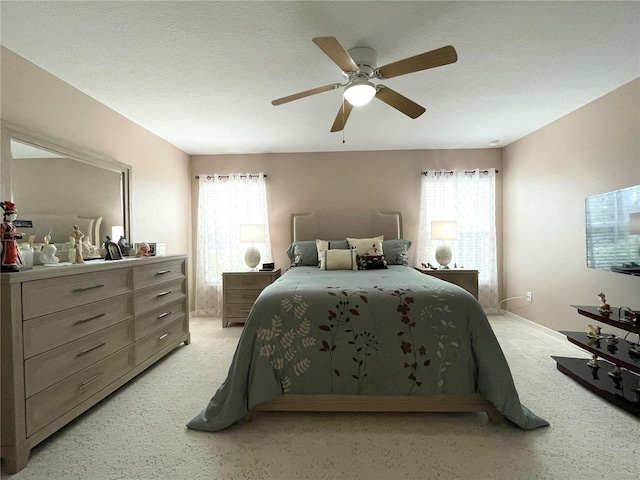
top-left (344, 81), bottom-right (376, 106)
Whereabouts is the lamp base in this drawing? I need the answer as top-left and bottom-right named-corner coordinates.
top-left (435, 244), bottom-right (452, 268)
top-left (244, 245), bottom-right (261, 269)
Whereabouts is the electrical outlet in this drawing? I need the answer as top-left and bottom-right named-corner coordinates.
top-left (526, 291), bottom-right (533, 302)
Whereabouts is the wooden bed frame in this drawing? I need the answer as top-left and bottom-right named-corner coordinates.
top-left (251, 209), bottom-right (502, 423)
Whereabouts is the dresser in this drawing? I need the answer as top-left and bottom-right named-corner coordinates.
top-left (222, 269), bottom-right (281, 327)
top-left (415, 267), bottom-right (479, 299)
top-left (1, 255), bottom-right (190, 473)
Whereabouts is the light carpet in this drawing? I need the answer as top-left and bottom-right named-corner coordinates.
top-left (2, 314), bottom-right (638, 480)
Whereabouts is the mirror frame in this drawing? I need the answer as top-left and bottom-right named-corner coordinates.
top-left (0, 121), bottom-right (132, 244)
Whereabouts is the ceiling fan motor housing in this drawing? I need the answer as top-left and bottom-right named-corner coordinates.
top-left (347, 47), bottom-right (378, 78)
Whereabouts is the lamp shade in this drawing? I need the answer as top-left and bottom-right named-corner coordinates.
top-left (431, 221), bottom-right (457, 240)
top-left (343, 81), bottom-right (376, 106)
top-left (240, 224), bottom-right (265, 243)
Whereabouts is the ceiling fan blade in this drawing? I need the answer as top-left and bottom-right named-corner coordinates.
top-left (312, 37), bottom-right (358, 73)
top-left (271, 84), bottom-right (339, 106)
top-left (330, 100), bottom-right (354, 132)
top-left (375, 86), bottom-right (426, 119)
top-left (377, 45), bottom-right (457, 79)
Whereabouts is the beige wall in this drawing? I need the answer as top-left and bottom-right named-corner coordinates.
top-left (191, 149), bottom-right (503, 287)
top-left (0, 47), bottom-right (193, 303)
top-left (503, 78), bottom-right (640, 332)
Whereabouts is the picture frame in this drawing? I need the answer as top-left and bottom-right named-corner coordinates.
top-left (134, 242), bottom-right (156, 257)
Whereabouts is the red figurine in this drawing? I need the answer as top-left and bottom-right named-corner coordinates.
top-left (1, 201), bottom-right (24, 272)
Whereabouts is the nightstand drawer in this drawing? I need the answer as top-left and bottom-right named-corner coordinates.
top-left (224, 274), bottom-right (274, 290)
top-left (224, 303), bottom-right (255, 318)
top-left (226, 288), bottom-right (262, 304)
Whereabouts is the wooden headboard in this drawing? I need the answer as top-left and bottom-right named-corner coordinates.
top-left (291, 210), bottom-right (402, 242)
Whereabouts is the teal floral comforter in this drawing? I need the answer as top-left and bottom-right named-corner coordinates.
top-left (187, 266), bottom-right (548, 431)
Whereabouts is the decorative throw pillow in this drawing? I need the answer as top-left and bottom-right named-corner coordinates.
top-left (319, 248), bottom-right (358, 271)
top-left (316, 239), bottom-right (350, 260)
top-left (286, 241), bottom-right (318, 266)
top-left (347, 235), bottom-right (384, 256)
top-left (357, 254), bottom-right (388, 270)
top-left (382, 239), bottom-right (412, 265)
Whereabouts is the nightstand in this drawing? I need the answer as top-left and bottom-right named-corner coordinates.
top-left (222, 269), bottom-right (281, 327)
top-left (415, 267), bottom-right (479, 299)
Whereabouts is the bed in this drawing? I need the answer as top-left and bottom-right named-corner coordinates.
top-left (187, 210), bottom-right (548, 431)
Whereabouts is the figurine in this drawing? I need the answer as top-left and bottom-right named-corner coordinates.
top-left (1, 201), bottom-right (25, 272)
top-left (597, 293), bottom-right (611, 316)
top-left (608, 365), bottom-right (622, 378)
top-left (81, 236), bottom-right (101, 259)
top-left (587, 324), bottom-right (602, 338)
top-left (118, 235), bottom-right (130, 256)
top-left (40, 230), bottom-right (59, 264)
top-left (136, 242), bottom-right (151, 258)
top-left (68, 225), bottom-right (85, 264)
top-left (587, 354), bottom-right (599, 369)
top-left (606, 334), bottom-right (619, 345)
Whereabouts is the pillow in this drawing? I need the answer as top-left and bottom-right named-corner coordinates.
top-left (286, 241), bottom-right (318, 266)
top-left (316, 239), bottom-right (349, 259)
top-left (319, 248), bottom-right (358, 271)
top-left (382, 239), bottom-right (412, 265)
top-left (347, 235), bottom-right (384, 256)
top-left (357, 254), bottom-right (388, 270)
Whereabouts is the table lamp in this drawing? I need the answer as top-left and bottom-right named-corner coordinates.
top-left (431, 221), bottom-right (457, 268)
top-left (240, 224), bottom-right (265, 269)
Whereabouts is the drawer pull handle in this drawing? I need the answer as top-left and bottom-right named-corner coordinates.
top-left (77, 342), bottom-right (106, 357)
top-left (156, 270), bottom-right (171, 275)
top-left (159, 333), bottom-right (170, 341)
top-left (72, 284), bottom-right (105, 293)
top-left (157, 290), bottom-right (171, 297)
top-left (74, 313), bottom-right (106, 325)
top-left (158, 311), bottom-right (171, 319)
top-left (78, 372), bottom-right (104, 390)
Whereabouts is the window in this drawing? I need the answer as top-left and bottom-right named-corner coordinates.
top-left (195, 173), bottom-right (272, 316)
top-left (418, 169), bottom-right (499, 312)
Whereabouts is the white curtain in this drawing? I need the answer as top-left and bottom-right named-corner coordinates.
top-left (417, 169), bottom-right (499, 313)
top-left (195, 173), bottom-right (272, 316)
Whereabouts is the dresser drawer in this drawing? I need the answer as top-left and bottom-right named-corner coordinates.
top-left (23, 294), bottom-right (134, 358)
top-left (22, 269), bottom-right (133, 319)
top-left (134, 259), bottom-right (185, 290)
top-left (224, 303), bottom-right (255, 319)
top-left (224, 274), bottom-right (274, 290)
top-left (135, 318), bottom-right (188, 365)
top-left (25, 345), bottom-right (135, 437)
top-left (134, 279), bottom-right (186, 314)
top-left (135, 299), bottom-right (187, 340)
top-left (24, 319), bottom-right (135, 398)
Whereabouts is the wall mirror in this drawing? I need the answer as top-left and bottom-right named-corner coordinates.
top-left (0, 122), bottom-right (131, 252)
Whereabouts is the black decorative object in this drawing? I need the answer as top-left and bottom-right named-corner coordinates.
top-left (104, 241), bottom-right (123, 261)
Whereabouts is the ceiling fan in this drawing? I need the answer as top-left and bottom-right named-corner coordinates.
top-left (271, 37), bottom-right (458, 132)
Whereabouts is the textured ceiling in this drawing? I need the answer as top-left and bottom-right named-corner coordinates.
top-left (1, 1), bottom-right (639, 155)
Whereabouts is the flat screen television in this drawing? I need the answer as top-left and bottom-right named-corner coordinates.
top-left (585, 185), bottom-right (640, 276)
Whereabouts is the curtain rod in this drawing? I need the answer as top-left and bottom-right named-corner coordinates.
top-left (194, 174), bottom-right (268, 180)
top-left (421, 169), bottom-right (498, 176)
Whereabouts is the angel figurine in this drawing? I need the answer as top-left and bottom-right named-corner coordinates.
top-left (40, 230), bottom-right (59, 264)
